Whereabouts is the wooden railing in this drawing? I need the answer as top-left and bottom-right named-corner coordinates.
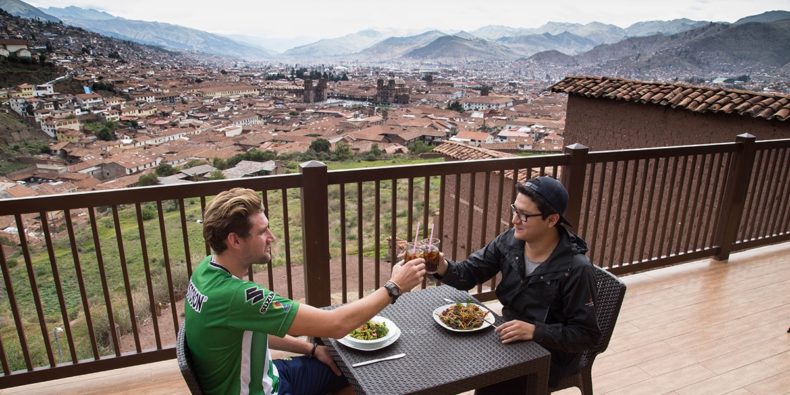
top-left (1, 133), bottom-right (789, 387)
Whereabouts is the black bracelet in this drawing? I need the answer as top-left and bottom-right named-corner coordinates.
top-left (308, 342), bottom-right (318, 358)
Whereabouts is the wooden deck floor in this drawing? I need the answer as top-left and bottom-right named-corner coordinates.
top-left (3, 241), bottom-right (789, 394)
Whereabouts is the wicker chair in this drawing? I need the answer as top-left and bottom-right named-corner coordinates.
top-left (176, 324), bottom-right (204, 395)
top-left (551, 265), bottom-right (627, 395)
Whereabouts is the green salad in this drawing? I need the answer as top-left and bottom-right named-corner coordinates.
top-left (349, 320), bottom-right (389, 340)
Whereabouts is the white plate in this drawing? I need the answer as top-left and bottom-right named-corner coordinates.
top-left (432, 303), bottom-right (495, 332)
top-left (337, 316), bottom-right (401, 351)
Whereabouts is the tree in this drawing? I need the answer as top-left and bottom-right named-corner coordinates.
top-left (309, 139), bottom-right (331, 153)
top-left (447, 101), bottom-right (464, 113)
top-left (208, 170), bottom-right (225, 180)
top-left (137, 173), bottom-right (159, 186)
top-left (96, 129), bottom-right (115, 141)
top-left (331, 142), bottom-right (352, 161)
top-left (408, 140), bottom-right (433, 155)
top-left (155, 163), bottom-right (177, 177)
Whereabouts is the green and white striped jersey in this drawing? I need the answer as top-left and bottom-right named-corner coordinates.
top-left (185, 256), bottom-right (299, 395)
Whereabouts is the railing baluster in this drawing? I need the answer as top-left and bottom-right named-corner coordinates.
top-left (618, 160), bottom-right (637, 266)
top-left (178, 198), bottom-right (194, 278)
top-left (675, 154), bottom-right (696, 254)
top-left (658, 157), bottom-right (678, 259)
top-left (0, 333), bottom-right (8, 374)
top-left (683, 155), bottom-right (703, 253)
top-left (598, 161), bottom-right (617, 268)
top-left (628, 159), bottom-right (648, 264)
top-left (0, 239), bottom-right (32, 370)
top-left (590, 162), bottom-right (606, 266)
top-left (451, 174), bottom-right (462, 261)
top-left (356, 182), bottom-right (363, 299)
top-left (200, 196), bottom-right (209, 256)
top-left (707, 152), bottom-right (731, 247)
top-left (155, 201), bottom-right (179, 335)
top-left (423, 176), bottom-right (430, 239)
top-left (39, 211), bottom-right (78, 363)
top-left (262, 190), bottom-right (274, 291)
top-left (609, 160), bottom-right (628, 267)
top-left (341, 183), bottom-right (348, 303)
top-left (134, 203), bottom-right (160, 350)
top-left (639, 158), bottom-right (660, 262)
top-left (281, 188), bottom-right (293, 298)
top-left (64, 209), bottom-right (99, 359)
top-left (582, 162), bottom-right (597, 239)
top-left (480, 172), bottom-right (491, 254)
top-left (407, 177), bottom-right (414, 240)
top-left (390, 179), bottom-right (398, 267)
top-left (667, 156), bottom-right (687, 257)
top-left (466, 172), bottom-right (476, 271)
top-left (374, 180), bottom-right (381, 289)
top-left (693, 155), bottom-right (715, 251)
top-left (111, 206), bottom-right (140, 353)
top-left (438, 175), bottom-right (446, 285)
top-left (88, 208), bottom-right (120, 356)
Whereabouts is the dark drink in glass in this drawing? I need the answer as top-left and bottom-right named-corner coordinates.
top-left (421, 238), bottom-right (441, 273)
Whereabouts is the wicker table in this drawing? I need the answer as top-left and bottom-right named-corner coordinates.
top-left (321, 285), bottom-right (551, 395)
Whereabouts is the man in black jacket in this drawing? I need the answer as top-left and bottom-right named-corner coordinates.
top-left (434, 176), bottom-right (601, 392)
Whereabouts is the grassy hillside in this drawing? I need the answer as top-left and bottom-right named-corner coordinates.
top-left (0, 112), bottom-right (50, 174)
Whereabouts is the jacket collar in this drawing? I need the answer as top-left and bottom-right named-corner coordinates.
top-left (505, 226), bottom-right (588, 277)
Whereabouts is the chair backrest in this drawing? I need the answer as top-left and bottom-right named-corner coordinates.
top-left (578, 265), bottom-right (627, 368)
top-left (177, 324), bottom-right (204, 395)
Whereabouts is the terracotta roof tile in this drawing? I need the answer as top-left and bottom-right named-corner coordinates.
top-left (550, 76), bottom-right (790, 122)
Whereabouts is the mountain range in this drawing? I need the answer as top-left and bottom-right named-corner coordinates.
top-left (1, 0), bottom-right (789, 78)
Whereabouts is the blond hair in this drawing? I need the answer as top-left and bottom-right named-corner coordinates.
top-left (203, 188), bottom-right (263, 254)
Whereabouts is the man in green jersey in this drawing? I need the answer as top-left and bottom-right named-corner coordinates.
top-left (185, 187), bottom-right (425, 395)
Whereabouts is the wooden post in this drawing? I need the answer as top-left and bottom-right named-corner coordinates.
top-left (563, 143), bottom-right (590, 231)
top-left (300, 161), bottom-right (331, 306)
top-left (714, 133), bottom-right (757, 261)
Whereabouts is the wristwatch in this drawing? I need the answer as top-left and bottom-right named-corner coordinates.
top-left (383, 281), bottom-right (402, 304)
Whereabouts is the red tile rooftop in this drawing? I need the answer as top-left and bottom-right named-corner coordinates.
top-left (550, 76), bottom-right (790, 122)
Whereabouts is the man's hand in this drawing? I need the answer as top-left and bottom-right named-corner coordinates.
top-left (390, 257), bottom-right (426, 291)
top-left (313, 345), bottom-right (342, 376)
top-left (435, 252), bottom-right (449, 276)
top-left (495, 320), bottom-right (536, 344)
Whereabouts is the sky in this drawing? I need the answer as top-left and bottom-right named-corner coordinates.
top-left (25, 0), bottom-right (790, 40)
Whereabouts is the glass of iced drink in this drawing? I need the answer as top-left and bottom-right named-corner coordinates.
top-left (402, 242), bottom-right (423, 263)
top-left (420, 238), bottom-right (442, 274)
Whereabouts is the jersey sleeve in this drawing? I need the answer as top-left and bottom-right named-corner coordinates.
top-left (225, 282), bottom-right (300, 337)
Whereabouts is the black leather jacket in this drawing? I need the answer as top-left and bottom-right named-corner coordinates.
top-left (441, 226), bottom-right (601, 385)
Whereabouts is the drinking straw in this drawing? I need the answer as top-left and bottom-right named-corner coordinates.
top-left (412, 222), bottom-right (420, 253)
top-left (429, 222), bottom-right (434, 243)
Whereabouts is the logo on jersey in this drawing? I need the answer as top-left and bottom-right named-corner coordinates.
top-left (245, 286), bottom-right (276, 314)
top-left (186, 280), bottom-right (208, 313)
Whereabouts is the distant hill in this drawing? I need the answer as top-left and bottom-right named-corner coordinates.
top-left (42, 6), bottom-right (275, 59)
top-left (624, 18), bottom-right (708, 37)
top-left (498, 32), bottom-right (597, 57)
top-left (0, 0), bottom-right (59, 22)
top-left (404, 35), bottom-right (517, 60)
top-left (283, 29), bottom-right (386, 58)
top-left (525, 50), bottom-right (578, 67)
top-left (356, 30), bottom-right (447, 59)
top-left (734, 10), bottom-right (790, 24)
top-left (569, 19), bottom-right (790, 76)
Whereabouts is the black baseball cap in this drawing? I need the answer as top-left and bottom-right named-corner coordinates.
top-left (523, 176), bottom-right (570, 226)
